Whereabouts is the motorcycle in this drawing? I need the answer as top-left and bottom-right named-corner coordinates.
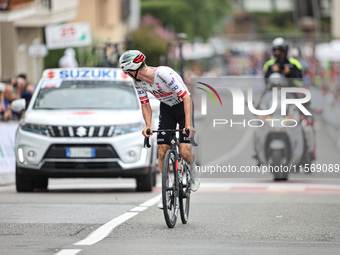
top-left (253, 73), bottom-right (312, 181)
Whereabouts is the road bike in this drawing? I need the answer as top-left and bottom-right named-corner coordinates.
top-left (144, 128), bottom-right (197, 228)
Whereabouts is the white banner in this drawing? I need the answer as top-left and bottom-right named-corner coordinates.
top-left (28, 44), bottom-right (48, 58)
top-left (0, 123), bottom-right (18, 174)
top-left (45, 22), bottom-right (92, 49)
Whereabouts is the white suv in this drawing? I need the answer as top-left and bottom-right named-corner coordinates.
top-left (14, 68), bottom-right (157, 192)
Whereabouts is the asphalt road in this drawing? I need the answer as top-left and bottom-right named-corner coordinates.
top-left (1, 93), bottom-right (340, 255)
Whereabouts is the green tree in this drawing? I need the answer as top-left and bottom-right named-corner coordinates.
top-left (141, 0), bottom-right (230, 41)
top-left (128, 24), bottom-right (168, 67)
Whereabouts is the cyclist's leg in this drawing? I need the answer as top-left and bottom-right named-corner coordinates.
top-left (179, 141), bottom-right (200, 191)
top-left (158, 145), bottom-right (169, 174)
top-left (176, 101), bottom-right (200, 191)
top-left (179, 143), bottom-right (194, 165)
top-left (176, 99), bottom-right (195, 166)
top-left (157, 102), bottom-right (177, 173)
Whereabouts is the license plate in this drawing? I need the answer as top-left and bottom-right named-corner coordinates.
top-left (66, 147), bottom-right (95, 158)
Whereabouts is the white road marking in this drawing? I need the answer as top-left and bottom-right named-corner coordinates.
top-left (130, 206), bottom-right (148, 212)
top-left (72, 194), bottom-right (161, 247)
top-left (139, 194), bottom-right (162, 207)
top-left (196, 182), bottom-right (340, 192)
top-left (74, 212), bottom-right (138, 246)
top-left (54, 249), bottom-right (82, 255)
top-left (204, 128), bottom-right (254, 166)
top-left (157, 182), bottom-right (340, 191)
top-left (49, 183), bottom-right (136, 190)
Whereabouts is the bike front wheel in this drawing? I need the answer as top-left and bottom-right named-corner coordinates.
top-left (180, 163), bottom-right (190, 224)
top-left (162, 150), bottom-right (179, 228)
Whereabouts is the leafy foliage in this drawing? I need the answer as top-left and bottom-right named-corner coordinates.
top-left (128, 24), bottom-right (168, 67)
top-left (141, 0), bottom-right (230, 41)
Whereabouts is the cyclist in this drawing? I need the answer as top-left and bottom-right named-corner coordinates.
top-left (119, 50), bottom-right (200, 208)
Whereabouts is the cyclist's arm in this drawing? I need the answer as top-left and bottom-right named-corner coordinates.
top-left (182, 94), bottom-right (191, 128)
top-left (135, 83), bottom-right (153, 136)
top-left (141, 103), bottom-right (153, 133)
top-left (182, 94), bottom-right (195, 138)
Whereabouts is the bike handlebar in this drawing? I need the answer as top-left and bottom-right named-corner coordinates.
top-left (143, 128), bottom-right (198, 148)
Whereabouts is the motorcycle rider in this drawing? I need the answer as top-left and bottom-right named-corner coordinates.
top-left (264, 37), bottom-right (303, 85)
top-left (262, 37), bottom-right (316, 163)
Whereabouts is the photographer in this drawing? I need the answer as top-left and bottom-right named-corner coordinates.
top-left (263, 37), bottom-right (303, 84)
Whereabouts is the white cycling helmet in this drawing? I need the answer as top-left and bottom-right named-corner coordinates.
top-left (119, 50), bottom-right (146, 70)
top-left (119, 50), bottom-right (146, 81)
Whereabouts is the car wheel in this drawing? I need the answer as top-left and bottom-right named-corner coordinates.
top-left (136, 167), bottom-right (153, 192)
top-left (35, 177), bottom-right (48, 189)
top-left (152, 171), bottom-right (157, 187)
top-left (16, 166), bottom-right (34, 192)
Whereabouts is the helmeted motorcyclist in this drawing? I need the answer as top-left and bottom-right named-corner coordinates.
top-left (261, 38), bottom-right (316, 163)
top-left (264, 37), bottom-right (303, 83)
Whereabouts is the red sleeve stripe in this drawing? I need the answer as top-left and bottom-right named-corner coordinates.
top-left (178, 90), bottom-right (187, 98)
top-left (140, 99), bottom-right (150, 105)
top-left (139, 96), bottom-right (148, 100)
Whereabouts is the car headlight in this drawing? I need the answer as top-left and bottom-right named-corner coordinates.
top-left (20, 123), bottom-right (50, 136)
top-left (114, 122), bottom-right (143, 136)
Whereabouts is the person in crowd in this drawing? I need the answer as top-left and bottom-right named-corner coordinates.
top-left (59, 48), bottom-right (79, 68)
top-left (0, 82), bottom-right (6, 118)
top-left (1, 82), bottom-right (14, 121)
top-left (12, 74), bottom-right (33, 109)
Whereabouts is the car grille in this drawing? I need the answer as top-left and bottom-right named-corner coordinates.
top-left (43, 144), bottom-right (119, 159)
top-left (42, 161), bottom-right (121, 170)
top-left (48, 126), bottom-right (114, 137)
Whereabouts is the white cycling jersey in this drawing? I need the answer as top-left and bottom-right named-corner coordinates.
top-left (134, 66), bottom-right (189, 107)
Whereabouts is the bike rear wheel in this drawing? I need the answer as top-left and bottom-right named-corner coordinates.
top-left (162, 150), bottom-right (179, 228)
top-left (180, 163), bottom-right (190, 224)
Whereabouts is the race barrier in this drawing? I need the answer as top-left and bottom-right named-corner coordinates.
top-left (0, 122), bottom-right (18, 185)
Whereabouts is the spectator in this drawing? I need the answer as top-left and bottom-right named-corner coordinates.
top-left (16, 74), bottom-right (28, 94)
top-left (0, 82), bottom-right (5, 116)
top-left (1, 82), bottom-right (14, 121)
top-left (13, 73), bottom-right (33, 109)
top-left (59, 48), bottom-right (79, 68)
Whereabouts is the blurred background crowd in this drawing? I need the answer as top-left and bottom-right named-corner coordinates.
top-left (0, 74), bottom-right (34, 121)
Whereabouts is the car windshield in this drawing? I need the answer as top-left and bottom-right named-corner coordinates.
top-left (33, 80), bottom-right (139, 110)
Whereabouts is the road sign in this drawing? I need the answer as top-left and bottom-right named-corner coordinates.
top-left (28, 44), bottom-right (48, 58)
top-left (45, 22), bottom-right (92, 49)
